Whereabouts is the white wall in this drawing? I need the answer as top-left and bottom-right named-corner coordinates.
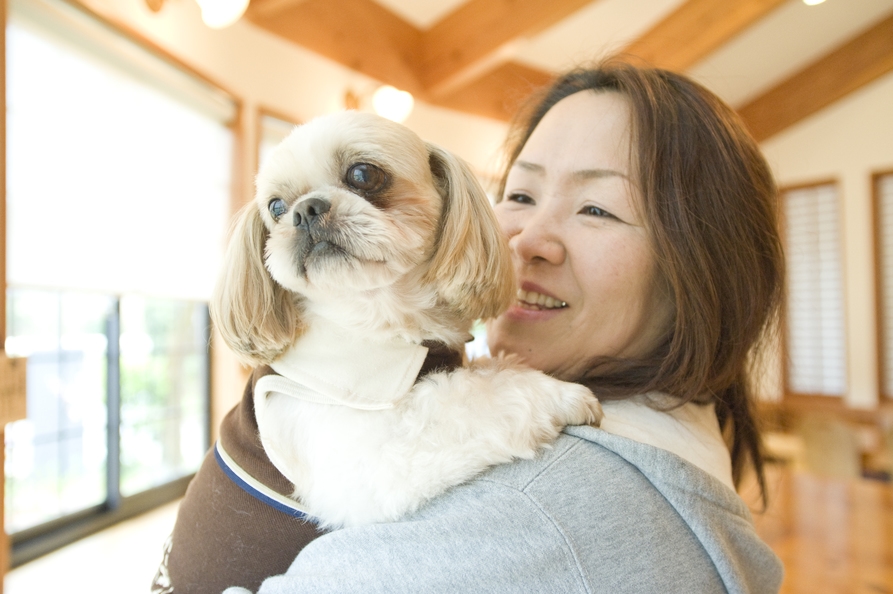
top-left (761, 70), bottom-right (893, 409)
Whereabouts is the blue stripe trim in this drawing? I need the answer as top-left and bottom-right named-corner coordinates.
top-left (214, 444), bottom-right (312, 521)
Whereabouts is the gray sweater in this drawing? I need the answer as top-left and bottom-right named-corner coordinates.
top-left (229, 425), bottom-right (783, 593)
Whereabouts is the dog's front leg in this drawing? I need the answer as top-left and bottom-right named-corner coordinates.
top-left (278, 357), bottom-right (601, 528)
top-left (381, 357), bottom-right (601, 512)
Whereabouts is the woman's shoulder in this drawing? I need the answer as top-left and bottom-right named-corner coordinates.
top-left (464, 427), bottom-right (782, 592)
top-left (251, 429), bottom-right (781, 594)
top-left (477, 423), bottom-right (732, 506)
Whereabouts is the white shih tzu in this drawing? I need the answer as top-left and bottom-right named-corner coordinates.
top-left (212, 110), bottom-right (602, 529)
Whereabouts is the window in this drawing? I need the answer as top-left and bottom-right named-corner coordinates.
top-left (782, 182), bottom-right (847, 396)
top-left (258, 111), bottom-right (299, 171)
top-left (118, 297), bottom-right (210, 498)
top-left (5, 0), bottom-right (234, 563)
top-left (5, 290), bottom-right (113, 533)
top-left (875, 172), bottom-right (893, 398)
top-left (7, 0), bottom-right (233, 298)
top-left (5, 291), bottom-right (210, 528)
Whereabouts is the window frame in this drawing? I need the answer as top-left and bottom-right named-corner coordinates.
top-left (256, 106), bottom-right (301, 172)
top-left (873, 169), bottom-right (893, 401)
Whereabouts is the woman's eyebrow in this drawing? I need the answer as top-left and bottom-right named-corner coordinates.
top-left (513, 160), bottom-right (629, 181)
top-left (572, 168), bottom-right (630, 181)
top-left (513, 160), bottom-right (544, 173)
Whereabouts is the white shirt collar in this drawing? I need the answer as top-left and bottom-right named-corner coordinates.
top-left (465, 336), bottom-right (734, 490)
top-left (253, 319), bottom-right (429, 487)
top-left (598, 394), bottom-right (735, 490)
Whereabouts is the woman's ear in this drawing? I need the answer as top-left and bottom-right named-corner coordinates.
top-left (210, 203), bottom-right (304, 365)
top-left (423, 143), bottom-right (515, 321)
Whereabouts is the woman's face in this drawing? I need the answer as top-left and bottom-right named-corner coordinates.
top-left (486, 90), bottom-right (671, 380)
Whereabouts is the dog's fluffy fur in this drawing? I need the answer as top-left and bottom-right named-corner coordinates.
top-left (212, 111), bottom-right (602, 528)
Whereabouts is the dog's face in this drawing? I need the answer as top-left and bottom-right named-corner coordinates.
top-left (257, 112), bottom-right (442, 298)
top-left (212, 110), bottom-right (515, 364)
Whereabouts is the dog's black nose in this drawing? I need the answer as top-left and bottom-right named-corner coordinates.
top-left (293, 197), bottom-right (331, 228)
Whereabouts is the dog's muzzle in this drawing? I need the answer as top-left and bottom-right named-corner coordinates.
top-left (290, 197), bottom-right (345, 277)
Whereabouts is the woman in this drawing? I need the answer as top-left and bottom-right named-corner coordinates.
top-left (232, 60), bottom-right (784, 593)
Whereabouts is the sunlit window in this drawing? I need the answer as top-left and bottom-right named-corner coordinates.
top-left (5, 290), bottom-right (111, 532)
top-left (5, 0), bottom-right (234, 560)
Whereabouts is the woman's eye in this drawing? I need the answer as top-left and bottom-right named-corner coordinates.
top-left (505, 192), bottom-right (534, 205)
top-left (268, 198), bottom-right (288, 221)
top-left (580, 205), bottom-right (613, 218)
top-left (345, 163), bottom-right (388, 193)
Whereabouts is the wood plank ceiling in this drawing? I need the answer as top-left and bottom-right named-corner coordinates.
top-left (245, 0), bottom-right (893, 141)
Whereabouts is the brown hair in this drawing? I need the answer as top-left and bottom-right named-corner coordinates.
top-left (498, 59), bottom-right (784, 501)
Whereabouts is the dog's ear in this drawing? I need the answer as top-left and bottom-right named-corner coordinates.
top-left (211, 203), bottom-right (305, 365)
top-left (423, 143), bottom-right (515, 321)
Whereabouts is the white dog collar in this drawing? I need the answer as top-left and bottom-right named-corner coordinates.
top-left (255, 318), bottom-right (429, 411)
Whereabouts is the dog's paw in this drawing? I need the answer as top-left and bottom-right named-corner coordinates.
top-left (554, 380), bottom-right (603, 428)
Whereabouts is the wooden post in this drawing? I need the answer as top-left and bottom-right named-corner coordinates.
top-left (0, 0), bottom-right (27, 587)
top-left (1, 0), bottom-right (9, 586)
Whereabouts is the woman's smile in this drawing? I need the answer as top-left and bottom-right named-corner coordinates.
top-left (516, 283), bottom-right (568, 310)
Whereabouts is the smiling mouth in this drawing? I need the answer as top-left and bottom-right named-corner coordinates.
top-left (516, 289), bottom-right (567, 310)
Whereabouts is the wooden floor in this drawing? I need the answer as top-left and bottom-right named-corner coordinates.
top-left (744, 464), bottom-right (893, 594)
top-left (3, 499), bottom-right (180, 594)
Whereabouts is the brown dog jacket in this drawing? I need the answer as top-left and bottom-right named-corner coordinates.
top-left (152, 343), bottom-right (463, 594)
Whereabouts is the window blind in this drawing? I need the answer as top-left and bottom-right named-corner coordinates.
top-left (783, 183), bottom-right (847, 396)
top-left (12, 0), bottom-right (236, 123)
top-left (7, 0), bottom-right (235, 301)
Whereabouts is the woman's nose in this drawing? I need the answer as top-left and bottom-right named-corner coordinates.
top-left (508, 215), bottom-right (566, 265)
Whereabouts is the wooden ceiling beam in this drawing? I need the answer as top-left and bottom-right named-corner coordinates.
top-left (431, 0), bottom-right (791, 123)
top-left (432, 61), bottom-right (554, 122)
top-left (245, 0), bottom-right (424, 95)
top-left (420, 0), bottom-right (593, 96)
top-left (247, 0), bottom-right (311, 18)
top-left (738, 13), bottom-right (893, 142)
top-left (622, 0), bottom-right (788, 72)
top-left (247, 0), bottom-right (865, 131)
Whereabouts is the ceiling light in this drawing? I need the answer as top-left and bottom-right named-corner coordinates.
top-left (195, 0), bottom-right (250, 29)
top-left (371, 86), bottom-right (414, 123)
top-left (802, 0), bottom-right (826, 5)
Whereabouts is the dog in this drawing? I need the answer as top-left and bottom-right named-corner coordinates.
top-left (211, 110), bottom-right (603, 529)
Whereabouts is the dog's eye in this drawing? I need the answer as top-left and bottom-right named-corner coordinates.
top-left (268, 198), bottom-right (288, 221)
top-left (345, 163), bottom-right (387, 194)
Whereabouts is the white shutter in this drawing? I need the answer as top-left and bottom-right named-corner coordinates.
top-left (783, 183), bottom-right (847, 396)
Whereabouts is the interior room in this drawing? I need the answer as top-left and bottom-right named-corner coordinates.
top-left (1, 0), bottom-right (892, 592)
